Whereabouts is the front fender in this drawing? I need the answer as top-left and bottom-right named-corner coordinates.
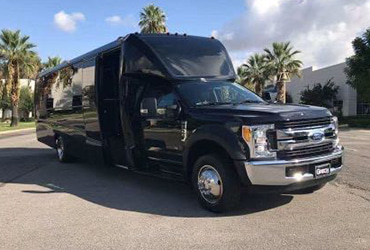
top-left (184, 124), bottom-right (247, 162)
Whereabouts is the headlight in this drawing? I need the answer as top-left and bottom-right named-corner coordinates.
top-left (331, 116), bottom-right (339, 134)
top-left (242, 124), bottom-right (276, 159)
top-left (331, 116), bottom-right (339, 147)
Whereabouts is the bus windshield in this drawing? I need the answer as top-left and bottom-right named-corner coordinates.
top-left (141, 36), bottom-right (235, 78)
top-left (176, 81), bottom-right (264, 107)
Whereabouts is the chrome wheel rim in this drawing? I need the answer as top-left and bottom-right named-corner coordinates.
top-left (197, 165), bottom-right (223, 204)
top-left (56, 137), bottom-right (64, 160)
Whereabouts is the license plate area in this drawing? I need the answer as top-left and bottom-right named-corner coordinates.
top-left (315, 163), bottom-right (331, 178)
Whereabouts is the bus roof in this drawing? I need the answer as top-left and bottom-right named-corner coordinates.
top-left (39, 33), bottom-right (235, 80)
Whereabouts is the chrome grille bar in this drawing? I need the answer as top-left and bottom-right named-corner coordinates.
top-left (275, 122), bottom-right (337, 160)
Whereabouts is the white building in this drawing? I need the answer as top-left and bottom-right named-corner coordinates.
top-left (0, 79), bottom-right (35, 119)
top-left (286, 62), bottom-right (359, 117)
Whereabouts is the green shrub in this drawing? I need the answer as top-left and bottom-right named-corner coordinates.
top-left (339, 115), bottom-right (370, 128)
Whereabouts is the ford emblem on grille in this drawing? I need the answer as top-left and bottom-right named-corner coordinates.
top-left (310, 132), bottom-right (324, 141)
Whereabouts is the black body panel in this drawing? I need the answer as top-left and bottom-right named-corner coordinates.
top-left (190, 103), bottom-right (331, 125)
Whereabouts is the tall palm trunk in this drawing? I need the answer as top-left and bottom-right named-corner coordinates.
top-left (1, 64), bottom-right (13, 122)
top-left (10, 61), bottom-right (20, 127)
top-left (255, 82), bottom-right (263, 97)
top-left (276, 80), bottom-right (286, 103)
top-left (1, 84), bottom-right (8, 121)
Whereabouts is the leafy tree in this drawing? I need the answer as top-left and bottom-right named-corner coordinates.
top-left (0, 29), bottom-right (38, 126)
top-left (19, 85), bottom-right (33, 121)
top-left (345, 28), bottom-right (370, 102)
top-left (264, 42), bottom-right (302, 103)
top-left (300, 79), bottom-right (339, 108)
top-left (139, 4), bottom-right (167, 34)
top-left (237, 53), bottom-right (271, 97)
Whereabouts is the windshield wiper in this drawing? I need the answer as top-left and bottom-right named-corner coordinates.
top-left (238, 100), bottom-right (261, 104)
top-left (196, 102), bottom-right (233, 107)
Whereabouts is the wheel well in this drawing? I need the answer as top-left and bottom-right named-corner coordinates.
top-left (186, 140), bottom-right (232, 179)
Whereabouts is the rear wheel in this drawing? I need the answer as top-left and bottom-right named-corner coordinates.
top-left (192, 154), bottom-right (241, 212)
top-left (55, 136), bottom-right (73, 163)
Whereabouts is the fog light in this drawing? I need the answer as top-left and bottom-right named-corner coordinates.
top-left (286, 165), bottom-right (309, 177)
top-left (293, 172), bottom-right (304, 181)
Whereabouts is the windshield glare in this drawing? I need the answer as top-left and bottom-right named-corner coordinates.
top-left (176, 81), bottom-right (264, 107)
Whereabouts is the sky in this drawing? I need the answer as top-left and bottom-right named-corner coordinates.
top-left (1, 0), bottom-right (369, 70)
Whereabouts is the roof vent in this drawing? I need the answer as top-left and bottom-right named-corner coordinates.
top-left (183, 33), bottom-right (187, 36)
top-left (175, 32), bottom-right (178, 36)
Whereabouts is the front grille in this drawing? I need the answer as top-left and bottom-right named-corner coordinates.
top-left (276, 117), bottom-right (331, 129)
top-left (278, 142), bottom-right (334, 160)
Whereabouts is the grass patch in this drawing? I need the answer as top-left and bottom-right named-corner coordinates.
top-left (0, 121), bottom-right (35, 132)
top-left (339, 115), bottom-right (370, 128)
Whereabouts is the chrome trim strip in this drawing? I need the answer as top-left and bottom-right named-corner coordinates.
top-left (247, 147), bottom-right (342, 167)
top-left (115, 164), bottom-right (129, 170)
top-left (276, 123), bottom-right (336, 140)
top-left (277, 137), bottom-right (336, 150)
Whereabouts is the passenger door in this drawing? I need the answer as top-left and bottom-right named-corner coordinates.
top-left (140, 82), bottom-right (184, 173)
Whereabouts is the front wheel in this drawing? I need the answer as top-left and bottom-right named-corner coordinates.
top-left (192, 154), bottom-right (241, 212)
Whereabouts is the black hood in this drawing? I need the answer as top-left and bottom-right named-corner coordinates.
top-left (190, 103), bottom-right (332, 124)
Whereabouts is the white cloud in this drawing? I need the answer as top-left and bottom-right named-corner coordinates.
top-left (213, 0), bottom-right (370, 69)
top-left (105, 14), bottom-right (137, 29)
top-left (106, 15), bottom-right (122, 24)
top-left (54, 11), bottom-right (85, 32)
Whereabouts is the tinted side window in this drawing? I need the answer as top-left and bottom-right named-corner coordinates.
top-left (124, 42), bottom-right (164, 77)
top-left (158, 93), bottom-right (176, 108)
top-left (141, 84), bottom-right (176, 118)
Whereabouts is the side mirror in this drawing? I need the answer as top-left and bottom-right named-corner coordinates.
top-left (262, 92), bottom-right (272, 102)
top-left (141, 97), bottom-right (157, 117)
top-left (165, 104), bottom-right (181, 119)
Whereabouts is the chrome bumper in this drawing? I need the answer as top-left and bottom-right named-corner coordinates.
top-left (244, 145), bottom-right (343, 186)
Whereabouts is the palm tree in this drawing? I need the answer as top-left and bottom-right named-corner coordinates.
top-left (237, 53), bottom-right (271, 97)
top-left (43, 56), bottom-right (62, 70)
top-left (236, 67), bottom-right (254, 92)
top-left (21, 53), bottom-right (41, 81)
top-left (0, 29), bottom-right (38, 126)
top-left (264, 42), bottom-right (302, 103)
top-left (139, 4), bottom-right (167, 34)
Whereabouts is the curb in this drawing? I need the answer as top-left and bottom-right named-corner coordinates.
top-left (0, 127), bottom-right (35, 135)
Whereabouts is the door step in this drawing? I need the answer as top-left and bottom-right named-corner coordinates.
top-left (133, 168), bottom-right (187, 183)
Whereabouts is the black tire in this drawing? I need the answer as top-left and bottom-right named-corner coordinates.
top-left (192, 154), bottom-right (241, 212)
top-left (298, 183), bottom-right (326, 194)
top-left (55, 135), bottom-right (73, 163)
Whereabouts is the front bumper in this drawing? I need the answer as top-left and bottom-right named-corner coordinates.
top-left (244, 145), bottom-right (343, 186)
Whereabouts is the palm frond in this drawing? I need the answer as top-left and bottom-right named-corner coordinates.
top-left (139, 4), bottom-right (167, 33)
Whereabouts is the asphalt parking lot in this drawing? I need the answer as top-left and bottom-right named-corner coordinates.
top-left (0, 129), bottom-right (369, 249)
